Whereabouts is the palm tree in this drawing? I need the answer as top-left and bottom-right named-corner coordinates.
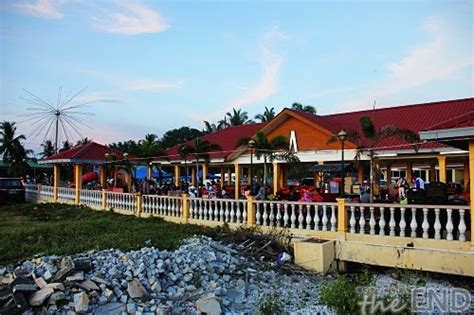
top-left (190, 138), bottom-right (222, 196)
top-left (203, 121), bottom-right (218, 134)
top-left (0, 121), bottom-right (30, 176)
top-left (254, 106), bottom-right (276, 123)
top-left (59, 140), bottom-right (73, 152)
top-left (237, 131), bottom-right (299, 186)
top-left (138, 134), bottom-right (163, 158)
top-left (76, 137), bottom-right (92, 146)
top-left (226, 108), bottom-right (253, 126)
top-left (291, 102), bottom-right (317, 115)
top-left (40, 140), bottom-right (55, 158)
top-left (178, 144), bottom-right (192, 190)
top-left (328, 116), bottom-right (419, 202)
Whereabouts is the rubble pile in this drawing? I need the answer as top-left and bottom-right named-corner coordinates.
top-left (0, 237), bottom-right (327, 314)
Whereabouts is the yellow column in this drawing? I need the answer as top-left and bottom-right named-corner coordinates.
top-left (336, 198), bottom-right (347, 233)
top-left (74, 164), bottom-right (83, 205)
top-left (469, 140), bottom-right (474, 248)
top-left (220, 167), bottom-right (224, 184)
top-left (182, 193), bottom-right (190, 222)
top-left (406, 162), bottom-right (413, 182)
top-left (438, 156), bottom-right (447, 183)
top-left (191, 167), bottom-right (196, 185)
top-left (53, 164), bottom-right (60, 202)
top-left (147, 163), bottom-right (153, 180)
top-left (226, 167), bottom-right (231, 185)
top-left (247, 195), bottom-right (256, 225)
top-left (273, 162), bottom-right (279, 194)
top-left (135, 193), bottom-right (142, 217)
top-left (202, 164), bottom-right (208, 182)
top-left (99, 165), bottom-right (107, 188)
top-left (101, 189), bottom-right (107, 210)
top-left (174, 165), bottom-right (180, 187)
top-left (463, 161), bottom-right (469, 191)
top-left (234, 162), bottom-right (241, 199)
top-left (358, 163), bottom-right (364, 184)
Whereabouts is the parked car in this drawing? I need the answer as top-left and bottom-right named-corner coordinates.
top-left (0, 177), bottom-right (26, 205)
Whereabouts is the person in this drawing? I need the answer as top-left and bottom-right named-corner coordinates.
top-left (360, 188), bottom-right (370, 203)
top-left (396, 177), bottom-right (408, 199)
top-left (415, 175), bottom-right (425, 190)
top-left (255, 186), bottom-right (266, 200)
top-left (299, 190), bottom-right (312, 203)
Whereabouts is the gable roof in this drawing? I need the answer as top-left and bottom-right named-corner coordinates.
top-left (41, 142), bottom-right (124, 164)
top-left (162, 123), bottom-right (265, 162)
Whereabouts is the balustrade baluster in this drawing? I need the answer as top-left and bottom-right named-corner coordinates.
top-left (458, 209), bottom-right (466, 242)
top-left (298, 204), bottom-right (304, 229)
top-left (389, 207), bottom-right (396, 236)
top-left (229, 202), bottom-right (235, 223)
top-left (349, 206), bottom-right (356, 233)
top-left (330, 205), bottom-right (337, 232)
top-left (225, 201), bottom-right (230, 222)
top-left (269, 203), bottom-right (275, 227)
top-left (410, 208), bottom-right (417, 237)
top-left (290, 204), bottom-right (296, 229)
top-left (276, 204), bottom-right (282, 227)
top-left (242, 202), bottom-right (247, 223)
top-left (322, 205), bottom-right (328, 231)
top-left (359, 206), bottom-right (366, 234)
top-left (283, 204), bottom-right (289, 227)
top-left (378, 207), bottom-right (386, 236)
top-left (263, 203), bottom-right (269, 226)
top-left (422, 208), bottom-right (429, 239)
top-left (446, 209), bottom-right (453, 240)
top-left (434, 208), bottom-right (441, 240)
top-left (256, 203), bottom-right (262, 225)
top-left (400, 207), bottom-right (406, 237)
top-left (306, 204), bottom-right (313, 230)
top-left (369, 207), bottom-right (376, 235)
top-left (219, 200), bottom-right (224, 222)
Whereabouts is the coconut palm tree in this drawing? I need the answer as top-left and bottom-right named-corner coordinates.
top-left (254, 106), bottom-right (276, 123)
top-left (59, 140), bottom-right (73, 152)
top-left (328, 116), bottom-right (419, 202)
top-left (189, 138), bottom-right (222, 196)
top-left (0, 121), bottom-right (30, 176)
top-left (76, 137), bottom-right (92, 146)
top-left (40, 140), bottom-right (55, 158)
top-left (138, 133), bottom-right (163, 158)
top-left (291, 102), bottom-right (317, 115)
top-left (226, 108), bottom-right (253, 126)
top-left (237, 131), bottom-right (299, 186)
top-left (178, 143), bottom-right (192, 190)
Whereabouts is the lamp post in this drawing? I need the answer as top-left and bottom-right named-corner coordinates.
top-left (338, 130), bottom-right (347, 197)
top-left (248, 139), bottom-right (256, 193)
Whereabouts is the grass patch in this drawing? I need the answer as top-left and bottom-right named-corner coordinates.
top-left (0, 203), bottom-right (216, 265)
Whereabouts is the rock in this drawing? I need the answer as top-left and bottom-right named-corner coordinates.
top-left (49, 291), bottom-right (67, 303)
top-left (73, 259), bottom-right (92, 272)
top-left (91, 276), bottom-right (111, 287)
top-left (103, 288), bottom-right (114, 300)
top-left (43, 270), bottom-right (52, 281)
top-left (0, 267), bottom-right (6, 275)
top-left (127, 302), bottom-right (137, 313)
top-left (95, 302), bottom-right (126, 314)
top-left (127, 279), bottom-right (149, 301)
top-left (156, 304), bottom-right (171, 315)
top-left (34, 277), bottom-right (47, 289)
top-left (29, 286), bottom-right (54, 306)
top-left (53, 256), bottom-right (75, 282)
top-left (76, 279), bottom-right (100, 291)
top-left (66, 271), bottom-right (84, 282)
top-left (73, 292), bottom-right (89, 313)
top-left (11, 277), bottom-right (37, 293)
top-left (13, 268), bottom-right (31, 279)
top-left (47, 282), bottom-right (65, 291)
top-left (195, 293), bottom-right (222, 315)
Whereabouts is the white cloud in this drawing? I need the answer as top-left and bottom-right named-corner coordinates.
top-left (14, 0), bottom-right (65, 19)
top-left (93, 1), bottom-right (169, 35)
top-left (128, 80), bottom-right (183, 92)
top-left (338, 16), bottom-right (473, 111)
top-left (74, 91), bottom-right (123, 104)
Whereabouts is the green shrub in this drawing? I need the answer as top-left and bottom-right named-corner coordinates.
top-left (255, 292), bottom-right (284, 315)
top-left (319, 274), bottom-right (362, 314)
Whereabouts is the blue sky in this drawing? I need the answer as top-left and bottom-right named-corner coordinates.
top-left (1, 0), bottom-right (472, 152)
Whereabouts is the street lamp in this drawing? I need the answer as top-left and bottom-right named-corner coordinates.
top-left (248, 139), bottom-right (256, 192)
top-left (337, 130), bottom-right (347, 197)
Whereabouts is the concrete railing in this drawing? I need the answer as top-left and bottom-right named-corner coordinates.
top-left (347, 203), bottom-right (470, 242)
top-left (254, 200), bottom-right (338, 231)
top-left (189, 197), bottom-right (247, 224)
top-left (24, 184), bottom-right (38, 202)
top-left (105, 191), bottom-right (136, 213)
top-left (57, 187), bottom-right (75, 204)
top-left (142, 195), bottom-right (182, 217)
top-left (80, 189), bottom-right (102, 208)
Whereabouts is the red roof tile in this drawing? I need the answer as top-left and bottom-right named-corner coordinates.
top-left (164, 123), bottom-right (265, 161)
top-left (423, 110), bottom-right (474, 131)
top-left (43, 142), bottom-right (124, 163)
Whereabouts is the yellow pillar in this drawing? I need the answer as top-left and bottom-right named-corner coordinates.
top-left (191, 167), bottom-right (196, 185)
top-left (220, 167), bottom-right (224, 185)
top-left (336, 198), bottom-right (347, 233)
top-left (174, 165), bottom-right (181, 187)
top-left (406, 162), bottom-right (413, 182)
top-left (358, 163), bottom-right (364, 184)
top-left (99, 165), bottom-right (106, 188)
top-left (147, 163), bottom-right (153, 180)
top-left (247, 195), bottom-right (256, 225)
top-left (202, 164), bottom-right (208, 182)
top-left (463, 161), bottom-right (469, 191)
top-left (101, 189), bottom-right (107, 210)
top-left (234, 162), bottom-right (241, 199)
top-left (469, 140), bottom-right (474, 248)
top-left (438, 156), bottom-right (447, 183)
top-left (53, 164), bottom-right (60, 202)
top-left (226, 167), bottom-right (231, 185)
top-left (182, 193), bottom-right (190, 222)
top-left (273, 162), bottom-right (279, 194)
top-left (135, 193), bottom-right (142, 217)
top-left (74, 164), bottom-right (83, 205)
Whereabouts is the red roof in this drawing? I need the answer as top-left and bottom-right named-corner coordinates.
top-left (164, 123), bottom-right (265, 161)
top-left (423, 110), bottom-right (474, 131)
top-left (295, 97), bottom-right (474, 150)
top-left (43, 142), bottom-right (124, 163)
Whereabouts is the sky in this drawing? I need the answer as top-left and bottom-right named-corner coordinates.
top-left (0, 0), bottom-right (473, 153)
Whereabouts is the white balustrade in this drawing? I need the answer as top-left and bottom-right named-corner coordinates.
top-left (39, 185), bottom-right (54, 201)
top-left (106, 192), bottom-right (136, 212)
top-left (346, 203), bottom-right (470, 242)
top-left (57, 187), bottom-right (75, 204)
top-left (25, 184), bottom-right (39, 201)
top-left (79, 189), bottom-right (102, 208)
top-left (188, 198), bottom-right (246, 223)
top-left (142, 195), bottom-right (182, 217)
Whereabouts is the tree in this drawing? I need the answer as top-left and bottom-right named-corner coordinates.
top-left (291, 102), bottom-right (317, 115)
top-left (225, 108), bottom-right (253, 126)
top-left (203, 121), bottom-right (218, 134)
top-left (237, 131), bottom-right (299, 186)
top-left (0, 121), bottom-right (30, 176)
top-left (178, 143), bottom-right (192, 190)
top-left (160, 127), bottom-right (203, 149)
top-left (138, 134), bottom-right (164, 158)
top-left (59, 140), bottom-right (73, 152)
top-left (40, 140), bottom-right (55, 158)
top-left (254, 106), bottom-right (276, 123)
top-left (328, 116), bottom-right (419, 201)
top-left (76, 137), bottom-right (92, 146)
top-left (189, 138), bottom-right (222, 195)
